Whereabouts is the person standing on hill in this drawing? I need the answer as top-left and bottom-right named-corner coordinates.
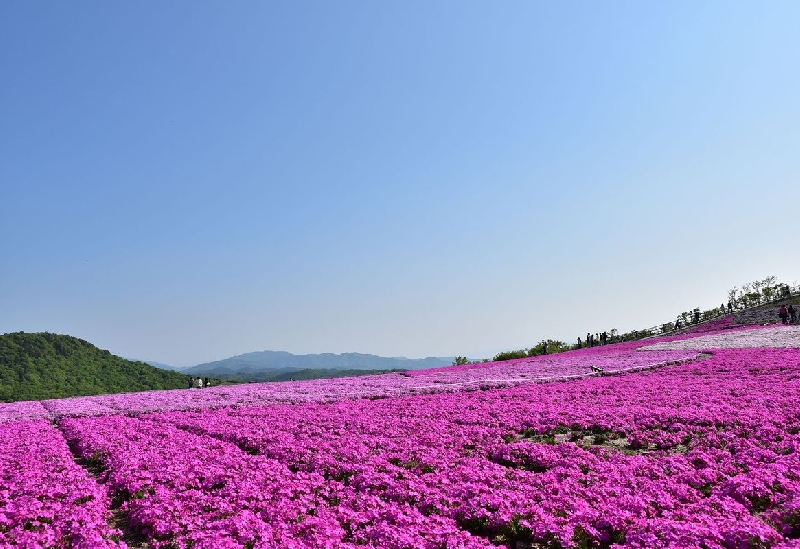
top-left (789, 304), bottom-right (797, 324)
top-left (779, 305), bottom-right (789, 324)
top-left (188, 376), bottom-right (195, 389)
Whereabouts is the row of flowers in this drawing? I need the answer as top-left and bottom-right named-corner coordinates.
top-left (0, 420), bottom-right (123, 548)
top-left (59, 415), bottom-right (492, 549)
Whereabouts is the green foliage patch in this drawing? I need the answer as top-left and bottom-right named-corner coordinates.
top-left (0, 332), bottom-right (190, 402)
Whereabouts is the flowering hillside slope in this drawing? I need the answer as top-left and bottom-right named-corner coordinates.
top-left (2, 324), bottom-right (800, 548)
top-left (640, 326), bottom-right (800, 351)
top-left (0, 349), bottom-right (700, 423)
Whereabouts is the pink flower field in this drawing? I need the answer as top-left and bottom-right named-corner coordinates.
top-left (3, 324), bottom-right (800, 548)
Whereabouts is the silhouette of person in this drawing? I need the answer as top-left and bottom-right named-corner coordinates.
top-left (789, 304), bottom-right (797, 324)
top-left (779, 305), bottom-right (789, 325)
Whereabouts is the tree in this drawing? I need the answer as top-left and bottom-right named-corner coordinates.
top-left (452, 356), bottom-right (470, 366)
top-left (728, 286), bottom-right (738, 309)
top-left (752, 279), bottom-right (764, 304)
top-left (493, 350), bottom-right (528, 362)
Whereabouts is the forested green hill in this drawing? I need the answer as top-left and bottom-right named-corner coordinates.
top-left (0, 332), bottom-right (190, 402)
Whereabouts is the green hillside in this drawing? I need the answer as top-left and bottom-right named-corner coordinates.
top-left (0, 332), bottom-right (191, 402)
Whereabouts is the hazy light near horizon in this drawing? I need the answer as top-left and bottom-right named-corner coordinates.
top-left (2, 2), bottom-right (799, 367)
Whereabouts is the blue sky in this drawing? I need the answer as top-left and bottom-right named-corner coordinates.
top-left (2, 2), bottom-right (799, 366)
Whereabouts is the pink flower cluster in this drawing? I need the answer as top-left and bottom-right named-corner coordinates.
top-left (678, 315), bottom-right (738, 335)
top-left (0, 420), bottom-right (122, 548)
top-left (0, 400), bottom-right (51, 423)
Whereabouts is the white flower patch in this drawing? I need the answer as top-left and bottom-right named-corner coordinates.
top-left (638, 326), bottom-right (800, 351)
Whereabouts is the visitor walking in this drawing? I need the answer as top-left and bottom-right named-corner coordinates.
top-left (789, 304), bottom-right (797, 324)
top-left (188, 376), bottom-right (195, 389)
top-left (779, 305), bottom-right (790, 325)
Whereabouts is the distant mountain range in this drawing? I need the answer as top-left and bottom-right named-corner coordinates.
top-left (144, 360), bottom-right (183, 371)
top-left (149, 351), bottom-right (455, 380)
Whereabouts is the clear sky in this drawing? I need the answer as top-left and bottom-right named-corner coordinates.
top-left (2, 2), bottom-right (799, 366)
